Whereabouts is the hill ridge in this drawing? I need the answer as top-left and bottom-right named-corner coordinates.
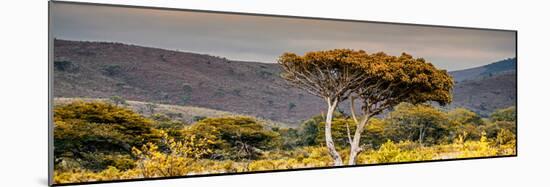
top-left (451, 58), bottom-right (516, 82)
top-left (54, 39), bottom-right (516, 125)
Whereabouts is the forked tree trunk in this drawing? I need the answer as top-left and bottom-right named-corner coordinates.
top-left (348, 116), bottom-right (370, 165)
top-left (325, 98), bottom-right (343, 166)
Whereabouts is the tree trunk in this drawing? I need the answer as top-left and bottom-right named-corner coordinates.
top-left (348, 115), bottom-right (370, 165)
top-left (325, 99), bottom-right (343, 166)
top-left (418, 125), bottom-right (425, 146)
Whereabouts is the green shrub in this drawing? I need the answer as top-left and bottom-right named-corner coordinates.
top-left (385, 103), bottom-right (450, 145)
top-left (102, 64), bottom-right (123, 76)
top-left (54, 60), bottom-right (78, 72)
top-left (109, 95), bottom-right (127, 106)
top-left (54, 101), bottom-right (158, 171)
top-left (182, 116), bottom-right (282, 160)
top-left (490, 106), bottom-right (516, 122)
top-left (315, 115), bottom-right (386, 149)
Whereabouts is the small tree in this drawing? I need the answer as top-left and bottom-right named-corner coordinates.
top-left (180, 84), bottom-right (193, 105)
top-left (279, 49), bottom-right (371, 165)
top-left (386, 103), bottom-right (449, 145)
top-left (109, 95), bottom-right (127, 106)
top-left (145, 103), bottom-right (158, 115)
top-left (184, 116), bottom-right (281, 160)
top-left (288, 102), bottom-right (296, 111)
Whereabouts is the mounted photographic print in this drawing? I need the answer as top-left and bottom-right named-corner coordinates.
top-left (49, 1), bottom-right (517, 186)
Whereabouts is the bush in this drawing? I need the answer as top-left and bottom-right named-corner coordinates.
top-left (360, 140), bottom-right (435, 164)
top-left (288, 102), bottom-right (296, 111)
top-left (131, 131), bottom-right (213, 177)
top-left (54, 60), bottom-right (78, 72)
top-left (109, 95), bottom-right (127, 106)
top-left (447, 108), bottom-right (485, 141)
top-left (192, 115), bottom-right (206, 122)
top-left (151, 113), bottom-right (186, 130)
top-left (52, 100), bottom-right (517, 184)
top-left (495, 129), bottom-right (516, 155)
top-left (274, 127), bottom-right (300, 150)
top-left (102, 64), bottom-right (123, 76)
top-left (385, 103), bottom-right (450, 145)
top-left (457, 133), bottom-right (498, 158)
top-left (482, 120), bottom-right (516, 138)
top-left (182, 116), bottom-right (282, 160)
top-left (296, 115), bottom-right (324, 146)
top-left (298, 112), bottom-right (346, 146)
top-left (490, 106), bottom-right (516, 122)
top-left (54, 101), bottom-right (158, 171)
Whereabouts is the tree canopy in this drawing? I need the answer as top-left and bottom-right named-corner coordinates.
top-left (279, 50), bottom-right (453, 111)
top-left (353, 52), bottom-right (453, 116)
top-left (279, 49), bottom-right (372, 101)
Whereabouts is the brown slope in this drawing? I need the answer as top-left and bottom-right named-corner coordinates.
top-left (54, 39), bottom-right (516, 125)
top-left (450, 71), bottom-right (517, 117)
top-left (53, 39), bottom-right (325, 125)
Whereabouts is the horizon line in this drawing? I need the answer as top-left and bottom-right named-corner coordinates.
top-left (53, 38), bottom-right (516, 72)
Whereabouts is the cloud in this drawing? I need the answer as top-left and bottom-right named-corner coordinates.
top-left (51, 2), bottom-right (516, 71)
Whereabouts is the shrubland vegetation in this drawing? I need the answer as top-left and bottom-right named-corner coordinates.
top-left (53, 49), bottom-right (515, 184)
top-left (53, 100), bottom-right (516, 184)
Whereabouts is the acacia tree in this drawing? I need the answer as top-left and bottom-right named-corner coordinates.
top-left (279, 50), bottom-right (453, 166)
top-left (278, 49), bottom-right (370, 165)
top-left (347, 52), bottom-right (453, 164)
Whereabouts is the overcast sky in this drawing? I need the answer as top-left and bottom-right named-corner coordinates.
top-left (51, 3), bottom-right (516, 71)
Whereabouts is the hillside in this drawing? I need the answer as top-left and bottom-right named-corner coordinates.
top-left (53, 39), bottom-right (324, 124)
top-left (53, 39), bottom-right (516, 124)
top-left (451, 58), bottom-right (516, 82)
top-left (450, 71), bottom-right (516, 116)
top-left (448, 58), bottom-right (516, 116)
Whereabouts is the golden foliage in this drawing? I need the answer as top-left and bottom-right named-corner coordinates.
top-left (54, 134), bottom-right (515, 184)
top-left (53, 101), bottom-right (516, 184)
top-left (131, 130), bottom-right (214, 177)
top-left (278, 49), bottom-right (453, 108)
top-left (358, 140), bottom-right (435, 164)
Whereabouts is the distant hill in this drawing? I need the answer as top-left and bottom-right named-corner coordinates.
top-left (451, 58), bottom-right (516, 82)
top-left (53, 40), bottom-right (516, 125)
top-left (448, 58), bottom-right (516, 116)
top-left (53, 39), bottom-right (325, 125)
top-left (449, 71), bottom-right (516, 116)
